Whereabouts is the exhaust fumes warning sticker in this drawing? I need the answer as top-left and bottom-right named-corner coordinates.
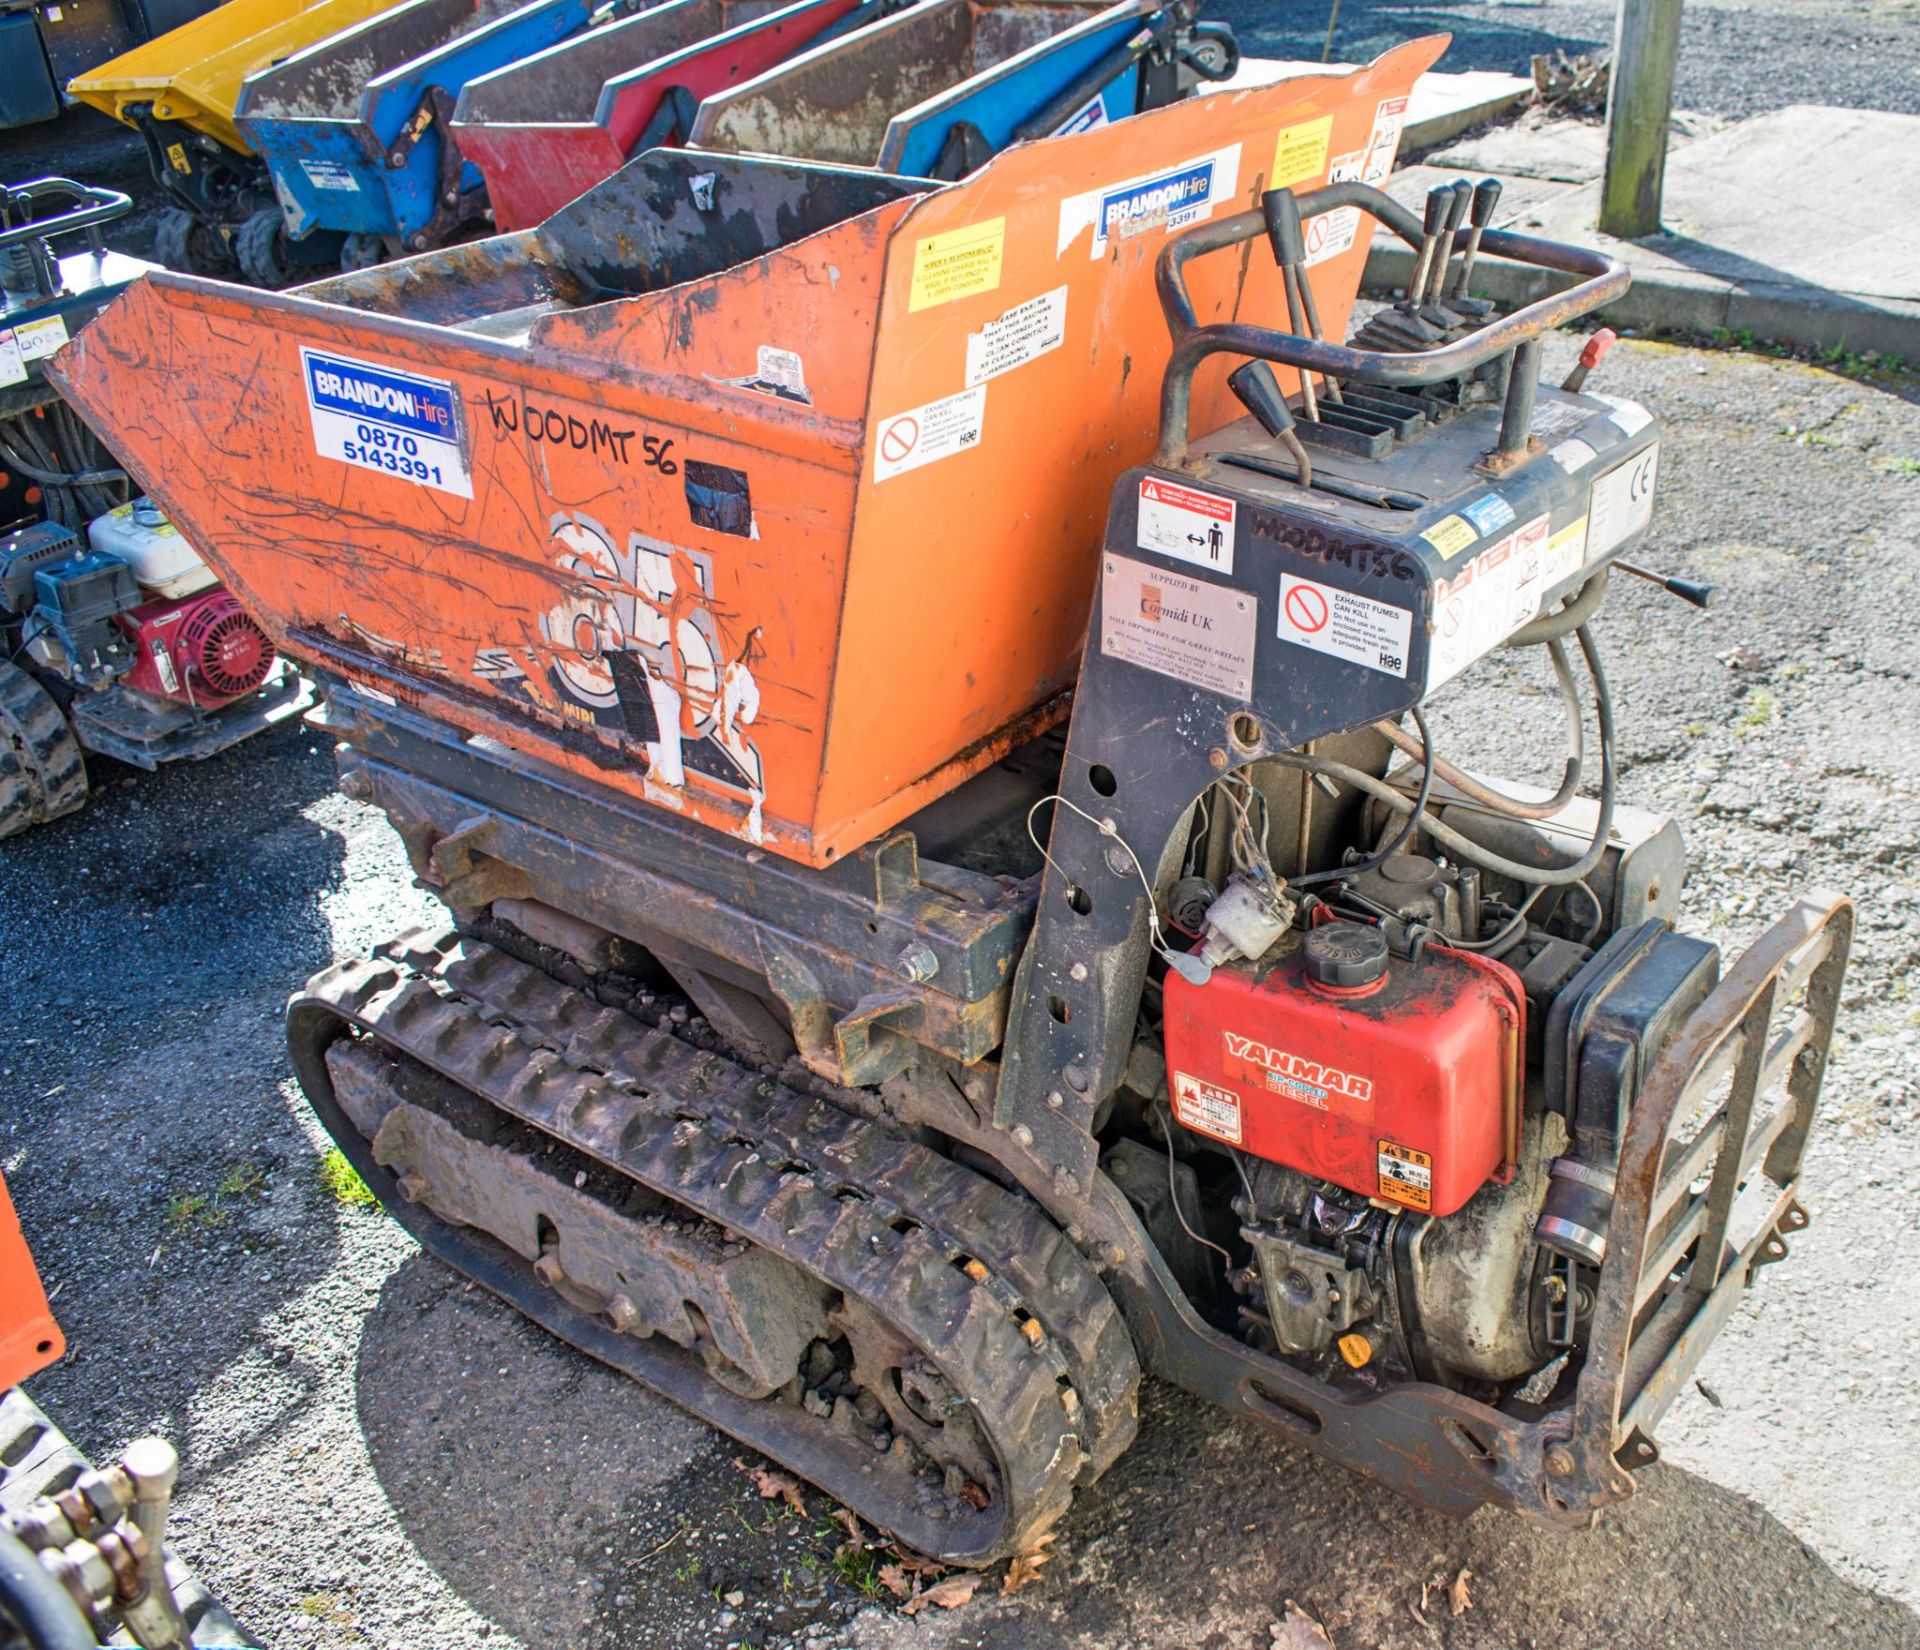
top-left (1173, 1073), bottom-right (1243, 1145)
top-left (1378, 1140), bottom-right (1432, 1210)
top-left (872, 386), bottom-right (986, 482)
top-left (1275, 572), bottom-right (1412, 677)
top-left (301, 348), bottom-right (471, 498)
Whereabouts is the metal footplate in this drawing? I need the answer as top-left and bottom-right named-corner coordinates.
top-left (287, 930), bottom-right (1138, 1565)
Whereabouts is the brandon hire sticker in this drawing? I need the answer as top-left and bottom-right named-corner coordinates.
top-left (1275, 572), bottom-right (1412, 677)
top-left (1136, 475), bottom-right (1236, 571)
top-left (301, 347), bottom-right (471, 498)
top-left (872, 386), bottom-right (986, 481)
top-left (1100, 554), bottom-right (1257, 700)
top-left (1173, 1073), bottom-right (1243, 1145)
top-left (1057, 143), bottom-right (1241, 258)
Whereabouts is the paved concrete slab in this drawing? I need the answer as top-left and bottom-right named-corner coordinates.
top-left (1364, 105), bottom-right (1920, 358)
top-left (1425, 110), bottom-right (1723, 183)
top-left (1204, 58), bottom-right (1532, 149)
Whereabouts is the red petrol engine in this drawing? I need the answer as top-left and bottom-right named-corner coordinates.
top-left (118, 590), bottom-right (275, 709)
top-left (1162, 921), bottom-right (1525, 1217)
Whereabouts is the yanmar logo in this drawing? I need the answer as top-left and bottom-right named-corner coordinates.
top-left (1222, 1033), bottom-right (1372, 1106)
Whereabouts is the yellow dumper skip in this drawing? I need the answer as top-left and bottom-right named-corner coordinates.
top-left (69, 0), bottom-right (406, 156)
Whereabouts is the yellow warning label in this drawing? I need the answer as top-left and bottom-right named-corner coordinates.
top-left (166, 142), bottom-right (191, 176)
top-left (1549, 515), bottom-right (1590, 563)
top-left (1271, 115), bottom-right (1334, 189)
top-left (1377, 1140), bottom-right (1433, 1210)
top-left (908, 217), bottom-right (1005, 312)
top-left (1420, 515), bottom-right (1479, 559)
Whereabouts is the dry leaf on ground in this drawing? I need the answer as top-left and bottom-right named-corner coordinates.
top-left (1449, 1567), bottom-right (1474, 1618)
top-left (902, 1574), bottom-right (981, 1615)
top-left (876, 1564), bottom-right (913, 1600)
top-left (1270, 1600), bottom-right (1333, 1649)
top-left (830, 1507), bottom-right (864, 1545)
top-left (746, 1465), bottom-right (806, 1516)
top-left (1002, 1533), bottom-right (1057, 1595)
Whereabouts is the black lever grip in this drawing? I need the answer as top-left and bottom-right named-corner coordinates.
top-left (1470, 176), bottom-right (1503, 228)
top-left (1446, 178), bottom-right (1473, 231)
top-left (1228, 360), bottom-right (1296, 438)
top-left (1261, 187), bottom-right (1307, 268)
top-left (1423, 186), bottom-right (1450, 235)
top-left (1664, 576), bottom-right (1713, 610)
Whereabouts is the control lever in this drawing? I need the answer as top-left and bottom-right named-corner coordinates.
top-left (1262, 188), bottom-right (1342, 405)
top-left (1561, 327), bottom-right (1617, 392)
top-left (1421, 179), bottom-right (1473, 321)
top-left (1447, 177), bottom-right (1502, 317)
top-left (1228, 359), bottom-right (1312, 489)
top-left (1405, 185), bottom-right (1449, 314)
top-left (1614, 559), bottom-right (1713, 609)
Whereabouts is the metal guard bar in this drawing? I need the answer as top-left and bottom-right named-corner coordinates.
top-left (1562, 892), bottom-right (1852, 1504)
top-left (0, 178), bottom-right (134, 253)
top-left (1151, 180), bottom-right (1630, 464)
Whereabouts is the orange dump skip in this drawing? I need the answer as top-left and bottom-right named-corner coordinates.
top-left (54, 36), bottom-right (1447, 869)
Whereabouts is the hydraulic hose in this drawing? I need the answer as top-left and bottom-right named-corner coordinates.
top-left (1272, 624), bottom-right (1617, 888)
top-left (0, 1527), bottom-right (96, 1650)
top-left (1294, 702), bottom-right (1435, 888)
top-left (1371, 635), bottom-right (1584, 820)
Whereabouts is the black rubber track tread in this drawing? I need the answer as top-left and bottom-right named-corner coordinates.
top-left (0, 662), bottom-right (86, 838)
top-left (295, 930), bottom-right (1139, 1562)
top-left (380, 928), bottom-right (1140, 1476)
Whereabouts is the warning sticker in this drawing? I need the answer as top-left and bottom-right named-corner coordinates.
top-left (1271, 114), bottom-right (1333, 188)
top-left (1276, 573), bottom-right (1412, 677)
top-left (1378, 1140), bottom-right (1432, 1210)
top-left (1419, 514), bottom-right (1478, 559)
top-left (1429, 513), bottom-right (1563, 689)
top-left (1056, 143), bottom-right (1242, 258)
top-left (1173, 1072), bottom-right (1244, 1145)
top-left (1593, 392), bottom-right (1653, 436)
top-left (1100, 554), bottom-right (1257, 700)
top-left (301, 347), bottom-right (471, 498)
top-left (1588, 443), bottom-right (1659, 554)
top-left (965, 286), bottom-right (1067, 386)
top-left (908, 217), bottom-right (1005, 312)
top-left (1549, 437), bottom-right (1599, 473)
top-left (1362, 95), bottom-right (1409, 185)
top-left (0, 330), bottom-right (26, 390)
top-left (1529, 397), bottom-right (1591, 440)
top-left (873, 385), bottom-right (987, 481)
top-left (1304, 149), bottom-right (1365, 267)
top-left (1460, 492), bottom-right (1517, 535)
top-left (11, 315), bottom-right (68, 361)
top-left (300, 157), bottom-right (360, 192)
top-left (1550, 515), bottom-right (1590, 568)
top-left (1137, 475), bottom-right (1236, 572)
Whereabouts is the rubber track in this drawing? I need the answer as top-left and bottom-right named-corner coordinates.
top-left (0, 661), bottom-right (86, 839)
top-left (295, 929), bottom-right (1140, 1560)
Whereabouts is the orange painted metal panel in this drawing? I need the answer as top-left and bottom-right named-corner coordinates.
top-left (0, 1173), bottom-right (64, 1391)
top-left (54, 37), bottom-right (1445, 869)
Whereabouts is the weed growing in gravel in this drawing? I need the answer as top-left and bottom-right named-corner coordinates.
top-left (166, 1192), bottom-right (216, 1229)
top-left (1739, 688), bottom-right (1779, 732)
top-left (318, 1148), bottom-right (379, 1209)
top-left (220, 1162), bottom-right (267, 1199)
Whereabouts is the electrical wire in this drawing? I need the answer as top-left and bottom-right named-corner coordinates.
top-left (1561, 878), bottom-right (1605, 945)
top-left (1292, 701), bottom-right (1436, 888)
top-left (1027, 793), bottom-right (1203, 979)
top-left (1164, 1116), bottom-right (1234, 1269)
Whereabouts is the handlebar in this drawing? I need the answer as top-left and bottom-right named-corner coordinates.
top-left (1151, 180), bottom-right (1630, 467)
top-left (0, 178), bottom-right (135, 299)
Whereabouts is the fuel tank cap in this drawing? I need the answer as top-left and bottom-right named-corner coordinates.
top-left (1303, 923), bottom-right (1389, 988)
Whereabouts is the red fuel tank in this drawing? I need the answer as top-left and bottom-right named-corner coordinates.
top-left (1161, 920), bottom-right (1525, 1217)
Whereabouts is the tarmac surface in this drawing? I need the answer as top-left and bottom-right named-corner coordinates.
top-left (4, 335), bottom-right (1920, 1650)
top-left (1215, 0), bottom-right (1920, 119)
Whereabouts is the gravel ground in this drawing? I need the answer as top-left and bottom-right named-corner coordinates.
top-left (1212, 0), bottom-right (1920, 118)
top-left (3, 334), bottom-right (1919, 1650)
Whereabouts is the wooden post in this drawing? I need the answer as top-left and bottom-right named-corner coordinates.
top-left (1599, 0), bottom-right (1684, 238)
